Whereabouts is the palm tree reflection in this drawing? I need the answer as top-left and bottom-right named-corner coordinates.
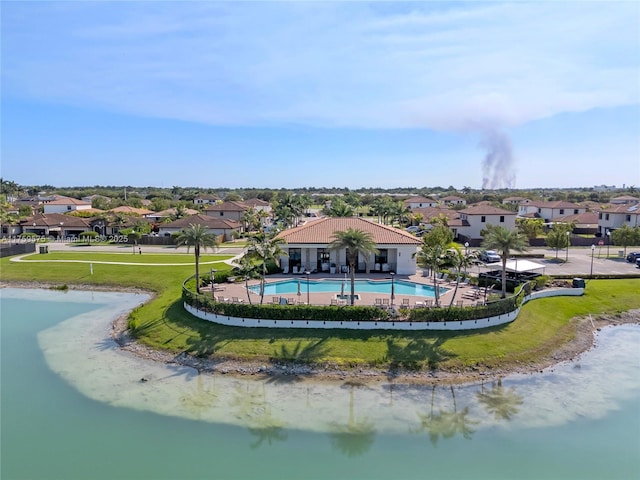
top-left (179, 373), bottom-right (219, 419)
top-left (476, 378), bottom-right (523, 421)
top-left (414, 385), bottom-right (478, 445)
top-left (328, 381), bottom-right (377, 457)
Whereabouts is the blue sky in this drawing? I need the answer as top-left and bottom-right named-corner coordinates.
top-left (2, 1), bottom-right (639, 190)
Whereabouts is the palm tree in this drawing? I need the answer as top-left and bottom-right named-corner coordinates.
top-left (246, 233), bottom-right (288, 304)
top-left (233, 255), bottom-right (261, 304)
top-left (326, 198), bottom-right (355, 217)
top-left (415, 225), bottom-right (454, 307)
top-left (481, 225), bottom-right (528, 298)
top-left (328, 228), bottom-right (379, 306)
top-left (446, 246), bottom-right (476, 307)
top-left (176, 223), bottom-right (219, 294)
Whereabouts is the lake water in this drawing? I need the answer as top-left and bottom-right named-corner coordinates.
top-left (1, 288), bottom-right (639, 480)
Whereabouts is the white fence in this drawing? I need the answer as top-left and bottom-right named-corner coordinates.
top-left (184, 287), bottom-right (584, 331)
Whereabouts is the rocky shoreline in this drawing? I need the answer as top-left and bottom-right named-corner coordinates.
top-left (4, 281), bottom-right (639, 386)
top-left (112, 304), bottom-right (640, 386)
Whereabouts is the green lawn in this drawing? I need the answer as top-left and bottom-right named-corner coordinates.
top-left (2, 252), bottom-right (639, 372)
top-left (18, 252), bottom-right (233, 264)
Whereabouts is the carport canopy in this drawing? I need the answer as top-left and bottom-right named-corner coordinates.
top-left (484, 259), bottom-right (546, 274)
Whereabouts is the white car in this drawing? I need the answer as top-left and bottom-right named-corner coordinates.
top-left (479, 250), bottom-right (501, 263)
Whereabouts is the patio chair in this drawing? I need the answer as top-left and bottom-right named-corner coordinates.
top-left (374, 298), bottom-right (383, 306)
top-left (272, 296), bottom-right (280, 304)
top-left (287, 298), bottom-right (295, 305)
top-left (382, 298), bottom-right (390, 306)
top-left (231, 297), bottom-right (244, 304)
top-left (424, 299), bottom-right (434, 308)
top-left (330, 299), bottom-right (339, 306)
top-left (401, 298), bottom-right (410, 307)
top-left (437, 273), bottom-right (449, 283)
top-left (455, 300), bottom-right (464, 307)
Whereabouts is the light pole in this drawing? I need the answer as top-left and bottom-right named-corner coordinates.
top-left (590, 244), bottom-right (595, 278)
top-left (606, 230), bottom-right (611, 258)
top-left (390, 272), bottom-right (395, 306)
top-left (464, 242), bottom-right (469, 273)
top-left (565, 231), bottom-right (570, 262)
top-left (306, 275), bottom-right (310, 305)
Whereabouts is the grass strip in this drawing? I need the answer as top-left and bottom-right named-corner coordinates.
top-left (1, 254), bottom-right (638, 371)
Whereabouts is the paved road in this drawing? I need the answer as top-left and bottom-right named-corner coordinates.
top-left (40, 242), bottom-right (639, 277)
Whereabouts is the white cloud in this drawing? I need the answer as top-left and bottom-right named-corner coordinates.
top-left (3, 1), bottom-right (639, 130)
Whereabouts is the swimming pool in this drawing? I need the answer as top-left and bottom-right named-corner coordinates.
top-left (250, 279), bottom-right (445, 297)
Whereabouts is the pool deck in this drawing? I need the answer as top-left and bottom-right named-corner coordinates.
top-left (205, 271), bottom-right (489, 308)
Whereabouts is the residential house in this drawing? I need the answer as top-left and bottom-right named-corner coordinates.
top-left (204, 201), bottom-right (249, 222)
top-left (157, 214), bottom-right (242, 242)
top-left (553, 212), bottom-right (599, 235)
top-left (502, 196), bottom-right (531, 205)
top-left (274, 217), bottom-right (422, 275)
top-left (193, 194), bottom-right (220, 206)
top-left (457, 205), bottom-right (517, 243)
top-left (43, 196), bottom-right (92, 214)
top-left (610, 195), bottom-right (639, 205)
top-left (21, 213), bottom-right (92, 238)
top-left (518, 201), bottom-right (586, 223)
top-left (108, 206), bottom-right (154, 216)
top-left (144, 207), bottom-right (199, 223)
top-left (404, 196), bottom-right (439, 209)
top-left (440, 195), bottom-right (466, 206)
top-left (243, 198), bottom-right (272, 215)
top-left (597, 203), bottom-right (640, 235)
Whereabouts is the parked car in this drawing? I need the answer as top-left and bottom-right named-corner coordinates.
top-left (479, 250), bottom-right (501, 263)
top-left (636, 257), bottom-right (640, 268)
top-left (626, 252), bottom-right (640, 263)
top-left (406, 226), bottom-right (421, 233)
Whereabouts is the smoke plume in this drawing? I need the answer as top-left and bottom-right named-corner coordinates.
top-left (479, 129), bottom-right (516, 190)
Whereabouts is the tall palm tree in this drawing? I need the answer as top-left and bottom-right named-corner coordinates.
top-left (246, 233), bottom-right (288, 304)
top-left (481, 225), bottom-right (528, 298)
top-left (328, 228), bottom-right (379, 306)
top-left (176, 223), bottom-right (219, 294)
top-left (233, 255), bottom-right (261, 304)
top-left (415, 225), bottom-right (454, 307)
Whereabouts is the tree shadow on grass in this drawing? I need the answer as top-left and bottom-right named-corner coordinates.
top-left (384, 337), bottom-right (456, 372)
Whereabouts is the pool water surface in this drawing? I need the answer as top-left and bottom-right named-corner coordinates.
top-left (250, 279), bottom-right (446, 297)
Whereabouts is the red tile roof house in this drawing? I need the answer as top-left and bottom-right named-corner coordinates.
top-left (274, 217), bottom-right (422, 275)
top-left (204, 201), bottom-right (250, 222)
top-left (404, 196), bottom-right (439, 209)
top-left (21, 213), bottom-right (92, 238)
top-left (456, 205), bottom-right (517, 245)
top-left (42, 196), bottom-right (92, 214)
top-left (518, 201), bottom-right (586, 223)
top-left (439, 195), bottom-right (466, 206)
top-left (157, 214), bottom-right (242, 242)
top-left (596, 203), bottom-right (640, 235)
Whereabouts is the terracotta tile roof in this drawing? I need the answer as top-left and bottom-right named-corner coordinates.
top-left (611, 195), bottom-right (639, 203)
top-left (459, 205), bottom-right (516, 215)
top-left (243, 198), bottom-right (270, 207)
top-left (22, 213), bottom-right (91, 228)
top-left (150, 207), bottom-right (199, 217)
top-left (162, 214), bottom-right (241, 229)
top-left (553, 212), bottom-right (599, 225)
top-left (440, 195), bottom-right (464, 201)
top-left (275, 217), bottom-right (422, 245)
top-left (599, 203), bottom-right (640, 214)
top-left (46, 196), bottom-right (91, 206)
top-left (204, 201), bottom-right (249, 212)
top-left (109, 206), bottom-right (154, 216)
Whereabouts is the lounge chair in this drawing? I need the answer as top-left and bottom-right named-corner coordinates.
top-left (272, 296), bottom-right (280, 304)
top-left (401, 298), bottom-right (410, 307)
top-left (231, 297), bottom-right (244, 304)
top-left (330, 299), bottom-right (339, 306)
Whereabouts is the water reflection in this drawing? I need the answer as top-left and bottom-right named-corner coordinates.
top-left (476, 378), bottom-right (524, 421)
top-left (414, 385), bottom-right (478, 445)
top-left (19, 288), bottom-right (639, 445)
top-left (327, 381), bottom-right (377, 457)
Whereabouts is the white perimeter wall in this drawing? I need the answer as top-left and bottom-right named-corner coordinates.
top-left (184, 287), bottom-right (584, 332)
